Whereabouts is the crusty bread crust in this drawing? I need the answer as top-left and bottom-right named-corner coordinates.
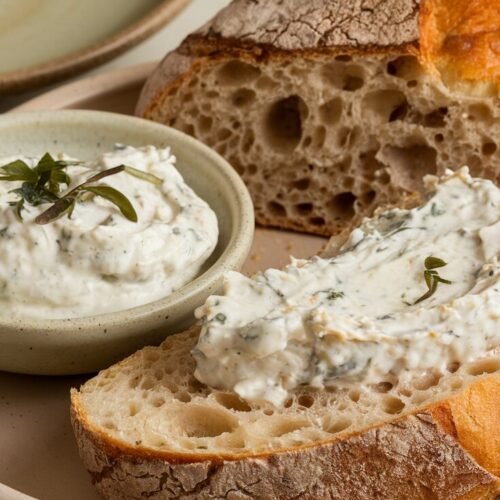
top-left (136, 0), bottom-right (499, 237)
top-left (71, 355), bottom-right (499, 499)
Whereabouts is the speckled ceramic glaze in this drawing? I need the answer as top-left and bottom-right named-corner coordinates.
top-left (0, 111), bottom-right (254, 375)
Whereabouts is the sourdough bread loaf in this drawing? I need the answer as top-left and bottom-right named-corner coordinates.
top-left (136, 0), bottom-right (500, 236)
top-left (71, 327), bottom-right (499, 499)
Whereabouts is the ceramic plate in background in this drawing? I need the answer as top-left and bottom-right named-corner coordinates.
top-left (0, 0), bottom-right (190, 93)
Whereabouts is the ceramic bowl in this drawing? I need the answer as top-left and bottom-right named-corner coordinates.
top-left (0, 111), bottom-right (254, 375)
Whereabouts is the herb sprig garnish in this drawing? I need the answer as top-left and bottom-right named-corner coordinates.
top-left (413, 257), bottom-right (452, 305)
top-left (0, 154), bottom-right (161, 224)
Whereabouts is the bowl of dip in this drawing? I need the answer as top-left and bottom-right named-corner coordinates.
top-left (0, 110), bottom-right (254, 375)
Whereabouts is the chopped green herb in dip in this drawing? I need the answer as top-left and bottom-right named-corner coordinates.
top-left (193, 168), bottom-right (499, 406)
top-left (0, 145), bottom-right (218, 319)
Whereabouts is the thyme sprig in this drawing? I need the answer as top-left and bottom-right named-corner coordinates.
top-left (413, 256), bottom-right (452, 305)
top-left (0, 154), bottom-right (161, 224)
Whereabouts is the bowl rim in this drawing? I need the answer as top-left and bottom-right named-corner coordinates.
top-left (0, 109), bottom-right (254, 332)
top-left (0, 0), bottom-right (191, 94)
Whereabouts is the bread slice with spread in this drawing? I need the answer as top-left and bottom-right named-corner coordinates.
top-left (71, 170), bottom-right (500, 499)
top-left (136, 0), bottom-right (500, 237)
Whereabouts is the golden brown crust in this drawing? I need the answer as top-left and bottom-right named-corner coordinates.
top-left (137, 0), bottom-right (499, 120)
top-left (71, 375), bottom-right (500, 499)
top-left (420, 0), bottom-right (500, 87)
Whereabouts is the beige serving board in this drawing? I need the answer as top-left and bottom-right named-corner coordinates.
top-left (0, 65), bottom-right (327, 500)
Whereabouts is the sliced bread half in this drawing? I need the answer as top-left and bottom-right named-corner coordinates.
top-left (71, 326), bottom-right (500, 499)
top-left (136, 0), bottom-right (500, 236)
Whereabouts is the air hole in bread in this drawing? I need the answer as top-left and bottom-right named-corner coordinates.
top-left (268, 201), bottom-right (287, 217)
top-left (247, 163), bottom-right (258, 176)
top-left (293, 178), bottom-right (310, 191)
top-left (297, 395), bottom-right (315, 408)
top-left (324, 416), bottom-right (352, 434)
top-left (423, 108), bottom-right (448, 128)
top-left (319, 97), bottom-right (343, 125)
top-left (181, 92), bottom-right (193, 103)
top-left (386, 56), bottom-right (421, 81)
top-left (198, 115), bottom-right (213, 134)
top-left (412, 370), bottom-right (442, 391)
top-left (447, 361), bottom-right (460, 373)
top-left (363, 89), bottom-right (408, 123)
top-left (262, 417), bottom-right (311, 438)
top-left (231, 88), bottom-right (256, 108)
top-left (382, 396), bottom-right (405, 415)
top-left (482, 142), bottom-right (497, 156)
top-left (265, 95), bottom-right (308, 152)
top-left (382, 144), bottom-right (437, 191)
top-left (361, 190), bottom-right (377, 205)
top-left (399, 387), bottom-right (413, 398)
top-left (255, 75), bottom-right (278, 91)
top-left (104, 420), bottom-right (117, 430)
top-left (338, 127), bottom-right (360, 148)
top-left (242, 129), bottom-right (255, 153)
top-left (312, 126), bottom-right (327, 149)
top-left (176, 406), bottom-right (238, 438)
top-left (321, 64), bottom-right (364, 91)
top-left (263, 408), bottom-right (274, 416)
top-left (129, 376), bottom-right (140, 389)
top-left (129, 402), bottom-right (139, 417)
top-left (151, 397), bottom-right (165, 408)
top-left (141, 378), bottom-right (155, 391)
top-left (284, 397), bottom-right (294, 409)
top-left (217, 128), bottom-right (232, 141)
top-left (342, 176), bottom-right (355, 189)
top-left (335, 55), bottom-right (352, 62)
top-left (374, 382), bottom-right (394, 393)
top-left (214, 393), bottom-right (252, 412)
top-left (389, 101), bottom-right (409, 122)
top-left (216, 61), bottom-right (260, 86)
top-left (153, 370), bottom-right (163, 381)
top-left (309, 216), bottom-right (326, 227)
top-left (466, 358), bottom-right (500, 376)
top-left (174, 391), bottom-right (191, 403)
top-left (144, 351), bottom-right (160, 362)
top-left (376, 170), bottom-right (391, 185)
top-left (295, 202), bottom-right (314, 216)
top-left (467, 104), bottom-right (493, 122)
top-left (435, 133), bottom-right (444, 143)
top-left (327, 192), bottom-right (356, 220)
top-left (348, 390), bottom-right (360, 402)
top-left (343, 74), bottom-right (364, 91)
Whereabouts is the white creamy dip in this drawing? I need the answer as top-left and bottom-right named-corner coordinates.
top-left (194, 168), bottom-right (500, 406)
top-left (0, 145), bottom-right (218, 319)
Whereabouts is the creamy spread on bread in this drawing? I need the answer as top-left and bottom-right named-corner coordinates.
top-left (0, 145), bottom-right (218, 319)
top-left (193, 168), bottom-right (500, 406)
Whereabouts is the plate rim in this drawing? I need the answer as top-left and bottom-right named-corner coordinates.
top-left (0, 0), bottom-right (190, 94)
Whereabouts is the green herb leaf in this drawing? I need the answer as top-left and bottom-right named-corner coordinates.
top-left (1, 156), bottom-right (159, 225)
top-left (14, 199), bottom-right (24, 222)
top-left (327, 290), bottom-right (345, 300)
top-left (425, 256), bottom-right (447, 270)
top-left (83, 186), bottom-right (138, 223)
top-left (0, 159), bottom-right (38, 182)
top-left (35, 196), bottom-right (77, 225)
top-left (124, 166), bottom-right (162, 185)
top-left (413, 256), bottom-right (452, 305)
